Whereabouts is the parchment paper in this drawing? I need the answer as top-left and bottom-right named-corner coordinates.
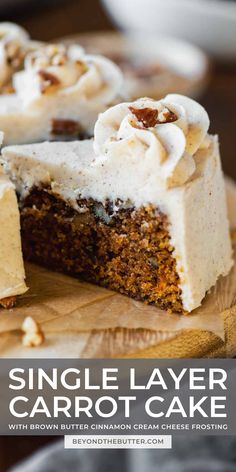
top-left (0, 245), bottom-right (235, 358)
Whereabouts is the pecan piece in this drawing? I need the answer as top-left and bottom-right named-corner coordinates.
top-left (129, 106), bottom-right (159, 128)
top-left (129, 106), bottom-right (177, 128)
top-left (162, 110), bottom-right (178, 123)
top-left (51, 118), bottom-right (82, 137)
top-left (38, 70), bottom-right (60, 93)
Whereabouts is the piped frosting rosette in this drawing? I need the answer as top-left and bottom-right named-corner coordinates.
top-left (0, 23), bottom-right (29, 88)
top-left (94, 95), bottom-right (210, 188)
top-left (13, 43), bottom-right (123, 110)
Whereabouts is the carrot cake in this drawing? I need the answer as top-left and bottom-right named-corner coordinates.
top-left (0, 133), bottom-right (27, 307)
top-left (0, 42), bottom-right (123, 145)
top-left (2, 94), bottom-right (233, 313)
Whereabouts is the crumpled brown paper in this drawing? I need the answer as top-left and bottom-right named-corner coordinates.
top-left (0, 245), bottom-right (235, 358)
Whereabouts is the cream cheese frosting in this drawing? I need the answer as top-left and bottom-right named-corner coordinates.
top-left (2, 94), bottom-right (233, 312)
top-left (0, 22), bottom-right (29, 89)
top-left (0, 131), bottom-right (27, 300)
top-left (94, 95), bottom-right (210, 190)
top-left (0, 42), bottom-right (123, 144)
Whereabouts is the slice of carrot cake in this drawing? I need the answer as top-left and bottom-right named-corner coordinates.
top-left (0, 42), bottom-right (123, 145)
top-left (0, 133), bottom-right (27, 307)
top-left (2, 94), bottom-right (233, 313)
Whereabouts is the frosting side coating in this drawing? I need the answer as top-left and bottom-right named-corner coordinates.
top-left (0, 129), bottom-right (27, 299)
top-left (0, 174), bottom-right (28, 298)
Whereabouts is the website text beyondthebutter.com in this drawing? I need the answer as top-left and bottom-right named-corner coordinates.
top-left (0, 360), bottom-right (235, 442)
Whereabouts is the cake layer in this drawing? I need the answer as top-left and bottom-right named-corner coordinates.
top-left (20, 187), bottom-right (183, 312)
top-left (2, 95), bottom-right (233, 313)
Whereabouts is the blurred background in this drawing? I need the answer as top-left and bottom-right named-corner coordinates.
top-left (0, 0), bottom-right (236, 470)
top-left (0, 0), bottom-right (234, 178)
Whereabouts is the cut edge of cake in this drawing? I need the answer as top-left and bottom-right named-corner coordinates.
top-left (2, 95), bottom-right (233, 313)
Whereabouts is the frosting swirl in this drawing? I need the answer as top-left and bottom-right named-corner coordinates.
top-left (13, 43), bottom-right (123, 108)
top-left (94, 95), bottom-right (210, 188)
top-left (0, 22), bottom-right (29, 88)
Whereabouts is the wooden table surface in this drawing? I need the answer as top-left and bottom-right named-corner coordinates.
top-left (202, 66), bottom-right (236, 180)
top-left (0, 0), bottom-right (236, 470)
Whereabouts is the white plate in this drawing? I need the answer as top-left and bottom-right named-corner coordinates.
top-left (65, 31), bottom-right (209, 99)
top-left (102, 0), bottom-right (236, 60)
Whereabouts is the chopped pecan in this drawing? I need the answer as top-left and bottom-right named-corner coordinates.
top-left (38, 70), bottom-right (60, 93)
top-left (0, 295), bottom-right (16, 309)
top-left (4, 40), bottom-right (25, 72)
top-left (129, 106), bottom-right (177, 128)
top-left (21, 316), bottom-right (45, 348)
top-left (162, 110), bottom-right (178, 123)
top-left (51, 50), bottom-right (68, 66)
top-left (129, 106), bottom-right (159, 128)
top-left (76, 60), bottom-right (88, 74)
top-left (51, 118), bottom-right (82, 136)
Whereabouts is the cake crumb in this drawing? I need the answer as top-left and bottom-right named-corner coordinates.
top-left (231, 230), bottom-right (236, 241)
top-left (0, 296), bottom-right (16, 309)
top-left (21, 316), bottom-right (45, 348)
